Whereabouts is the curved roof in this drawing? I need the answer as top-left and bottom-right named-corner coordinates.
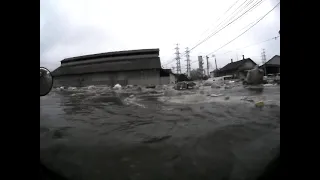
top-left (61, 49), bottom-right (160, 64)
top-left (52, 57), bottom-right (161, 76)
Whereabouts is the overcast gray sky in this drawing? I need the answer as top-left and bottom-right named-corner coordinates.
top-left (40, 0), bottom-right (280, 72)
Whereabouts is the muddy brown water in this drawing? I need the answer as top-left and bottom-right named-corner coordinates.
top-left (40, 86), bottom-right (280, 180)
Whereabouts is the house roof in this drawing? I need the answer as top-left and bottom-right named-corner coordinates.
top-left (261, 55), bottom-right (280, 66)
top-left (52, 57), bottom-right (161, 76)
top-left (61, 49), bottom-right (160, 64)
top-left (210, 69), bottom-right (220, 73)
top-left (219, 58), bottom-right (256, 72)
top-left (160, 69), bottom-right (174, 76)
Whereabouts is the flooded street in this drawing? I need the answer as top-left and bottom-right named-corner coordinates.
top-left (40, 85), bottom-right (280, 180)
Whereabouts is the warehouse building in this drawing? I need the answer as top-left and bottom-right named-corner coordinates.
top-left (51, 49), bottom-right (173, 87)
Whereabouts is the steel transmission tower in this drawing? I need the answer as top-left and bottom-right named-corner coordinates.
top-left (185, 47), bottom-right (191, 77)
top-left (175, 44), bottom-right (181, 74)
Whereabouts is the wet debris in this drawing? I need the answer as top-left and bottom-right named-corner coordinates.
top-left (224, 85), bottom-right (232, 89)
top-left (113, 84), bottom-right (122, 90)
top-left (129, 94), bottom-right (135, 98)
top-left (164, 89), bottom-right (181, 96)
top-left (225, 96), bottom-right (230, 100)
top-left (67, 87), bottom-right (77, 91)
top-left (126, 85), bottom-right (134, 89)
top-left (243, 65), bottom-right (264, 85)
top-left (255, 101), bottom-right (265, 108)
top-left (142, 135), bottom-right (172, 144)
top-left (263, 83), bottom-right (276, 87)
top-left (211, 84), bottom-right (221, 89)
top-left (146, 84), bottom-right (156, 89)
top-left (203, 79), bottom-right (215, 86)
top-left (56, 86), bottom-right (66, 91)
top-left (210, 93), bottom-right (223, 97)
top-left (241, 96), bottom-right (255, 103)
top-left (174, 81), bottom-right (196, 90)
top-left (87, 85), bottom-right (96, 90)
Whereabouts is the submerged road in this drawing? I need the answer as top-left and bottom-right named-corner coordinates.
top-left (40, 85), bottom-right (280, 180)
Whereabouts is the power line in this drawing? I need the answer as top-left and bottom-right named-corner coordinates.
top-left (163, 0), bottom-right (265, 67)
top-left (190, 0), bottom-right (254, 51)
top-left (222, 0), bottom-right (263, 29)
top-left (214, 0), bottom-right (255, 32)
top-left (198, 0), bottom-right (241, 41)
top-left (189, 0), bottom-right (264, 52)
top-left (207, 2), bottom-right (280, 56)
top-left (218, 35), bottom-right (279, 55)
top-left (163, 0), bottom-right (253, 67)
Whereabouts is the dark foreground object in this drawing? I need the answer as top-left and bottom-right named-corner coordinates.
top-left (39, 155), bottom-right (280, 180)
top-left (40, 162), bottom-right (67, 180)
top-left (256, 154), bottom-right (280, 180)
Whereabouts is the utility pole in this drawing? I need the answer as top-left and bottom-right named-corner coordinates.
top-left (198, 56), bottom-right (204, 78)
top-left (185, 47), bottom-right (191, 78)
top-left (206, 56), bottom-right (209, 76)
top-left (212, 54), bottom-right (218, 77)
top-left (175, 44), bottom-right (181, 74)
top-left (212, 55), bottom-right (218, 70)
top-left (261, 49), bottom-right (267, 75)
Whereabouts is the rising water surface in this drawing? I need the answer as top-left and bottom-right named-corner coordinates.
top-left (40, 86), bottom-right (280, 180)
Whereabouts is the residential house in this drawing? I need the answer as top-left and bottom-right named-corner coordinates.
top-left (216, 55), bottom-right (257, 79)
top-left (260, 55), bottom-right (280, 75)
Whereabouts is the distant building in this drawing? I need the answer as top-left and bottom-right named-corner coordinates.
top-left (160, 69), bottom-right (176, 84)
top-left (260, 55), bottom-right (280, 75)
top-left (209, 69), bottom-right (220, 78)
top-left (216, 55), bottom-right (257, 79)
top-left (51, 49), bottom-right (172, 87)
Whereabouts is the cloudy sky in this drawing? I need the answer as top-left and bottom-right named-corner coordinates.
top-left (40, 0), bottom-right (280, 72)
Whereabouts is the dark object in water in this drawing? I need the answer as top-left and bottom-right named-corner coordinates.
top-left (146, 85), bottom-right (156, 88)
top-left (245, 66), bottom-right (264, 85)
top-left (174, 81), bottom-right (196, 90)
top-left (256, 154), bottom-right (280, 180)
top-left (142, 135), bottom-right (171, 144)
top-left (39, 161), bottom-right (67, 180)
top-left (40, 67), bottom-right (54, 96)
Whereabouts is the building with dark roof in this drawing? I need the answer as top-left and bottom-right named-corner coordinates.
top-left (209, 69), bottom-right (220, 78)
top-left (215, 55), bottom-right (257, 79)
top-left (160, 69), bottom-right (177, 84)
top-left (51, 49), bottom-right (171, 87)
top-left (260, 55), bottom-right (280, 75)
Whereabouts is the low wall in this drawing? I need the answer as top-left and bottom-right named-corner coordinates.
top-left (53, 70), bottom-right (161, 87)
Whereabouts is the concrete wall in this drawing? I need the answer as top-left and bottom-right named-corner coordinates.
top-left (53, 69), bottom-right (161, 87)
top-left (160, 77), bottom-right (169, 85)
top-left (160, 73), bottom-right (176, 85)
top-left (169, 74), bottom-right (176, 84)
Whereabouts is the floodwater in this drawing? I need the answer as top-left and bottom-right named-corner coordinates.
top-left (40, 85), bottom-right (280, 180)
